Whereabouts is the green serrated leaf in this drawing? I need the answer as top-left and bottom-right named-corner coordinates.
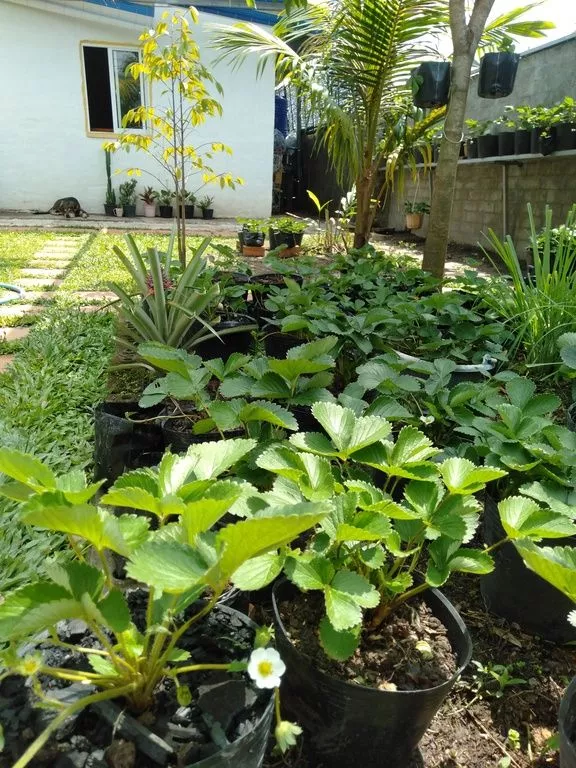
top-left (498, 496), bottom-right (576, 540)
top-left (324, 586), bottom-right (362, 631)
top-left (232, 552), bottom-right (285, 590)
top-left (97, 590), bottom-right (131, 633)
top-left (513, 540), bottom-right (576, 601)
top-left (127, 540), bottom-right (210, 594)
top-left (88, 655), bottom-right (120, 677)
top-left (319, 617), bottom-right (360, 660)
top-left (285, 556), bottom-right (334, 590)
top-left (438, 458), bottom-right (506, 495)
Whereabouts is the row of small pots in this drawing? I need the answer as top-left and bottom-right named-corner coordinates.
top-left (466, 123), bottom-right (576, 159)
top-left (103, 204), bottom-right (214, 219)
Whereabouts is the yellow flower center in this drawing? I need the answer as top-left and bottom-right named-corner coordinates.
top-left (257, 660), bottom-right (274, 677)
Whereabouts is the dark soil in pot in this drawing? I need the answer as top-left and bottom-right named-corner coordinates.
top-left (263, 328), bottom-right (304, 358)
top-left (272, 580), bottom-right (472, 768)
top-left (560, 676), bottom-right (576, 767)
top-left (481, 493), bottom-right (576, 643)
top-left (0, 599), bottom-right (273, 768)
top-left (93, 401), bottom-right (165, 487)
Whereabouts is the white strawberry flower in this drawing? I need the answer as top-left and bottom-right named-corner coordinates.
top-left (247, 647), bottom-right (286, 689)
top-left (567, 609), bottom-right (576, 627)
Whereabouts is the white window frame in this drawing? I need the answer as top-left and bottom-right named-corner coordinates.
top-left (81, 42), bottom-right (146, 137)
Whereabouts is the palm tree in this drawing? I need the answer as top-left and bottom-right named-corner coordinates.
top-left (213, 0), bottom-right (447, 249)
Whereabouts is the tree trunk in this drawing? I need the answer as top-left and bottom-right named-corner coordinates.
top-left (422, 0), bottom-right (496, 278)
top-left (354, 171), bottom-right (373, 248)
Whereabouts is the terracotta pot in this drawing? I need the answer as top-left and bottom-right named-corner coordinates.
top-left (242, 245), bottom-right (266, 258)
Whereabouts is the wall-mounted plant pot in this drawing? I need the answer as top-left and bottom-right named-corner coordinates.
top-left (497, 131), bottom-right (515, 156)
top-left (202, 208), bottom-right (214, 220)
top-left (466, 138), bottom-right (478, 159)
top-left (478, 52), bottom-right (520, 99)
top-left (184, 204), bottom-right (195, 219)
top-left (556, 123), bottom-right (576, 151)
top-left (104, 203), bottom-right (116, 216)
top-left (143, 203), bottom-right (156, 218)
top-left (514, 129), bottom-right (531, 155)
top-left (272, 580), bottom-right (472, 768)
top-left (412, 61), bottom-right (451, 108)
top-left (405, 213), bottom-right (423, 230)
top-left (560, 676), bottom-right (576, 768)
top-left (93, 401), bottom-right (165, 487)
top-left (477, 134), bottom-right (498, 158)
top-left (159, 205), bottom-right (173, 219)
top-left (269, 230), bottom-right (305, 250)
top-left (123, 204), bottom-right (136, 218)
top-left (481, 493), bottom-right (576, 643)
top-left (194, 314), bottom-right (257, 362)
top-left (113, 207), bottom-right (124, 218)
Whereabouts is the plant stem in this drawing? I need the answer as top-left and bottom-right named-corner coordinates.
top-left (274, 686), bottom-right (282, 726)
top-left (169, 662), bottom-right (239, 678)
top-left (13, 683), bottom-right (136, 768)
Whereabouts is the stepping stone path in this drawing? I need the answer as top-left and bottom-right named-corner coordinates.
top-left (0, 237), bottom-right (114, 373)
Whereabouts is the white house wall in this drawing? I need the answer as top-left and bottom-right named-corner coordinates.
top-left (0, 1), bottom-right (274, 217)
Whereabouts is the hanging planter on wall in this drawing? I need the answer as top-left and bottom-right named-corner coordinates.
top-left (478, 52), bottom-right (520, 99)
top-left (412, 62), bottom-right (451, 108)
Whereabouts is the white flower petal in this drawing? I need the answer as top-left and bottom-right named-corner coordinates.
top-left (567, 609), bottom-right (576, 627)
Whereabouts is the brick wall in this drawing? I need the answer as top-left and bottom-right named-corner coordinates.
top-left (385, 155), bottom-right (576, 254)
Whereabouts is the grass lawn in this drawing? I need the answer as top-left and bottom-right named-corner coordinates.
top-left (0, 231), bottom-right (86, 286)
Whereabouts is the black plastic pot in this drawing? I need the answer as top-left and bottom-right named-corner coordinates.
top-left (466, 138), bottom-right (478, 159)
top-left (159, 205), bottom-right (173, 218)
top-left (123, 204), bottom-right (136, 217)
top-left (530, 127), bottom-right (556, 155)
top-left (556, 123), bottom-right (576, 152)
top-left (413, 61), bottom-right (451, 108)
top-left (272, 581), bottom-right (472, 768)
top-left (269, 230), bottom-right (305, 250)
top-left (481, 493), bottom-right (576, 643)
top-left (185, 204), bottom-right (195, 219)
top-left (104, 203), bottom-right (115, 216)
top-left (249, 272), bottom-right (303, 322)
top-left (560, 677), bottom-right (576, 768)
top-left (239, 230), bottom-right (265, 248)
top-left (497, 132), bottom-right (515, 156)
top-left (568, 404), bottom-right (576, 432)
top-left (540, 131), bottom-right (556, 156)
top-left (263, 327), bottom-right (304, 358)
top-left (194, 314), bottom-right (257, 361)
top-left (478, 52), bottom-right (520, 99)
top-left (162, 423), bottom-right (245, 454)
top-left (93, 402), bottom-right (164, 486)
top-left (202, 209), bottom-right (214, 220)
top-left (477, 134), bottom-right (498, 158)
top-left (514, 129), bottom-right (531, 155)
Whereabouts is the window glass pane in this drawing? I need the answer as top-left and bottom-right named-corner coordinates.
top-left (83, 46), bottom-right (114, 132)
top-left (112, 50), bottom-right (142, 128)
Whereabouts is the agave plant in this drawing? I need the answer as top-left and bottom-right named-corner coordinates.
top-left (108, 233), bottom-right (222, 353)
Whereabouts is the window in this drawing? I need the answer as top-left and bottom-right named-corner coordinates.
top-left (82, 44), bottom-right (144, 133)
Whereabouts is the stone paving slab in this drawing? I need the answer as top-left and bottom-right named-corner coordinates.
top-left (0, 214), bottom-right (240, 236)
top-left (0, 304), bottom-right (42, 317)
top-left (22, 268), bottom-right (66, 278)
top-left (17, 278), bottom-right (63, 288)
top-left (0, 355), bottom-right (15, 372)
top-left (0, 327), bottom-right (30, 341)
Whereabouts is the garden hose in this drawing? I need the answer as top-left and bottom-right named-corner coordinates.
top-left (393, 349), bottom-right (497, 374)
top-left (0, 283), bottom-right (25, 305)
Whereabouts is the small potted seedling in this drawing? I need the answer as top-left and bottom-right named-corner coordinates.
top-left (199, 195), bottom-right (214, 220)
top-left (184, 190), bottom-right (196, 219)
top-left (140, 187), bottom-right (157, 218)
top-left (237, 218), bottom-right (267, 257)
top-left (269, 217), bottom-right (308, 256)
top-left (158, 189), bottom-right (174, 218)
top-left (404, 200), bottom-right (430, 230)
top-left (119, 179), bottom-right (137, 217)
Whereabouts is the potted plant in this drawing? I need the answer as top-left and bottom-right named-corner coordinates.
top-left (530, 104), bottom-right (557, 155)
top-left (554, 96), bottom-right (576, 151)
top-left (158, 188), bottom-right (174, 218)
top-left (184, 189), bottom-right (196, 219)
top-left (118, 179), bottom-right (137, 217)
top-left (199, 195), bottom-right (215, 220)
top-left (404, 200), bottom-right (430, 230)
top-left (0, 443), bottom-right (323, 768)
top-left (494, 113), bottom-right (516, 156)
top-left (233, 403), bottom-right (566, 767)
top-left (503, 104), bottom-right (534, 155)
top-left (139, 186), bottom-right (157, 218)
top-left (464, 119), bottom-right (490, 159)
top-left (411, 61), bottom-right (451, 108)
top-left (269, 217), bottom-right (308, 255)
top-left (104, 148), bottom-right (117, 216)
top-left (238, 218), bottom-right (267, 257)
top-left (477, 40), bottom-right (520, 100)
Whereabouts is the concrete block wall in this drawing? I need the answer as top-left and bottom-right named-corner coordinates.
top-left (386, 155), bottom-right (576, 253)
